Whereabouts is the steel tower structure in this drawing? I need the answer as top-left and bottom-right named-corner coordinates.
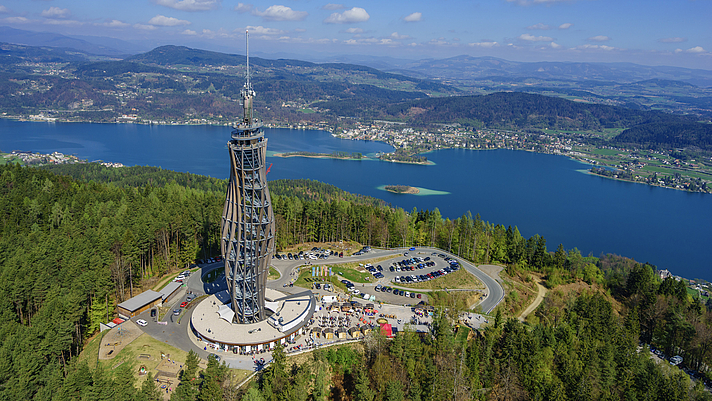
top-left (221, 31), bottom-right (275, 323)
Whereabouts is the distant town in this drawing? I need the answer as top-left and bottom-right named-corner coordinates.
top-left (1, 150), bottom-right (124, 168)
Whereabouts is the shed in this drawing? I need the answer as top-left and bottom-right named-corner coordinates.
top-left (360, 325), bottom-right (372, 335)
top-left (311, 327), bottom-right (322, 338)
top-left (348, 327), bottom-right (362, 338)
top-left (336, 327), bottom-right (348, 339)
top-left (323, 328), bottom-right (334, 339)
top-left (117, 290), bottom-right (163, 319)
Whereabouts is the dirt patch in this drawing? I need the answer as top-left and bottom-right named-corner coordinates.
top-left (476, 264), bottom-right (504, 281)
top-left (156, 358), bottom-right (182, 378)
top-left (98, 320), bottom-right (143, 360)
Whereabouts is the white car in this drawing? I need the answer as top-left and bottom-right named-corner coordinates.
top-left (136, 319), bottom-right (148, 327)
top-left (352, 289), bottom-right (361, 295)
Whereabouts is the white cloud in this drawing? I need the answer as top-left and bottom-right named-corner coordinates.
top-left (390, 32), bottom-right (410, 40)
top-left (41, 7), bottom-right (71, 19)
top-left (44, 19), bottom-right (83, 26)
top-left (134, 23), bottom-right (157, 30)
top-left (343, 27), bottom-right (363, 34)
top-left (324, 7), bottom-right (369, 24)
top-left (234, 3), bottom-right (253, 13)
top-left (588, 35), bottom-right (610, 42)
top-left (550, 42), bottom-right (562, 48)
top-left (404, 12), bottom-right (422, 22)
top-left (469, 41), bottom-right (499, 48)
top-left (201, 28), bottom-right (231, 39)
top-left (148, 15), bottom-right (191, 26)
top-left (322, 3), bottom-right (344, 10)
top-left (253, 5), bottom-right (307, 21)
top-left (559, 22), bottom-right (573, 29)
top-left (686, 46), bottom-right (706, 53)
top-left (0, 6), bottom-right (10, 13)
top-left (103, 20), bottom-right (130, 28)
top-left (527, 23), bottom-right (551, 30)
top-left (246, 25), bottom-right (286, 35)
top-left (659, 37), bottom-right (686, 44)
top-left (182, 29), bottom-right (197, 35)
top-left (519, 33), bottom-right (553, 42)
top-left (2, 16), bottom-right (30, 24)
top-left (574, 44), bottom-right (616, 51)
top-left (152, 0), bottom-right (220, 11)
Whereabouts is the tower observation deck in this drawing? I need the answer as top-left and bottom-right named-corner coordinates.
top-left (221, 31), bottom-right (275, 323)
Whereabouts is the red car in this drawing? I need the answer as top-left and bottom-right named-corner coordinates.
top-left (180, 301), bottom-right (188, 308)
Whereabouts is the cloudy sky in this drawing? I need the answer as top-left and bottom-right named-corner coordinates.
top-left (1, 0), bottom-right (710, 69)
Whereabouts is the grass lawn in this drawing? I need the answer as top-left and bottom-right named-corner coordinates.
top-left (590, 148), bottom-right (623, 156)
top-left (428, 291), bottom-right (483, 312)
top-left (397, 269), bottom-right (484, 291)
top-left (268, 266), bottom-right (280, 280)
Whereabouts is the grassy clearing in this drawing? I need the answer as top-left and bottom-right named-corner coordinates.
top-left (77, 330), bottom-right (108, 370)
top-left (429, 291), bottom-right (482, 312)
top-left (397, 269), bottom-right (484, 290)
top-left (91, 332), bottom-right (251, 389)
top-left (268, 266), bottom-right (280, 280)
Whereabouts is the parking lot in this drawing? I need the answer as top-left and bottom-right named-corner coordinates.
top-left (330, 249), bottom-right (470, 305)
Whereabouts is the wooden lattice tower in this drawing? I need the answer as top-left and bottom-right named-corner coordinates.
top-left (220, 30), bottom-right (275, 323)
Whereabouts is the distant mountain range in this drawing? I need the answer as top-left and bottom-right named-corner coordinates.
top-left (0, 26), bottom-right (146, 57)
top-left (2, 26), bottom-right (711, 87)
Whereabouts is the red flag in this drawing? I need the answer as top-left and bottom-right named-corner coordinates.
top-left (266, 163), bottom-right (272, 174)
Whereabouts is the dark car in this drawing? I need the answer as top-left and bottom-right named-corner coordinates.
top-left (410, 292), bottom-right (416, 298)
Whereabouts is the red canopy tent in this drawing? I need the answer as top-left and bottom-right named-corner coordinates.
top-left (380, 323), bottom-right (393, 338)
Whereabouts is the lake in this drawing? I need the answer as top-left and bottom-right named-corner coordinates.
top-left (2, 119), bottom-right (710, 281)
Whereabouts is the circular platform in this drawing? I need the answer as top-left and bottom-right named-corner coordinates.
top-left (191, 288), bottom-right (315, 347)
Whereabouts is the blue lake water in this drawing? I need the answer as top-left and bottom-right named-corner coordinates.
top-left (2, 119), bottom-right (710, 281)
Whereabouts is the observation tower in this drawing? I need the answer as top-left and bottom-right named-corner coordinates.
top-left (220, 31), bottom-right (275, 324)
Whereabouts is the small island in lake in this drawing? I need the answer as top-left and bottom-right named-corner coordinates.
top-left (384, 185), bottom-right (420, 194)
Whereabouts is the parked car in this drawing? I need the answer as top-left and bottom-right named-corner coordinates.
top-left (173, 309), bottom-right (181, 316)
top-left (180, 301), bottom-right (188, 308)
top-left (136, 319), bottom-right (148, 327)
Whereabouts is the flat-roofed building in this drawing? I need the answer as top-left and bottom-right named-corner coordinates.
top-left (117, 290), bottom-right (163, 319)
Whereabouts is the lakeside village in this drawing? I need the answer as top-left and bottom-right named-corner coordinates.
top-left (2, 150), bottom-right (124, 168)
top-left (331, 121), bottom-right (712, 194)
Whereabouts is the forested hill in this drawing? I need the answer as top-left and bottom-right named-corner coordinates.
top-left (41, 164), bottom-right (228, 193)
top-left (42, 164), bottom-right (385, 206)
top-left (613, 122), bottom-right (712, 151)
top-left (319, 91), bottom-right (696, 130)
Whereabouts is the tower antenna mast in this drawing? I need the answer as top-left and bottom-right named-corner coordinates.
top-left (241, 29), bottom-right (255, 125)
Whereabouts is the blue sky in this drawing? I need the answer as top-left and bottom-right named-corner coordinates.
top-left (1, 0), bottom-right (710, 69)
